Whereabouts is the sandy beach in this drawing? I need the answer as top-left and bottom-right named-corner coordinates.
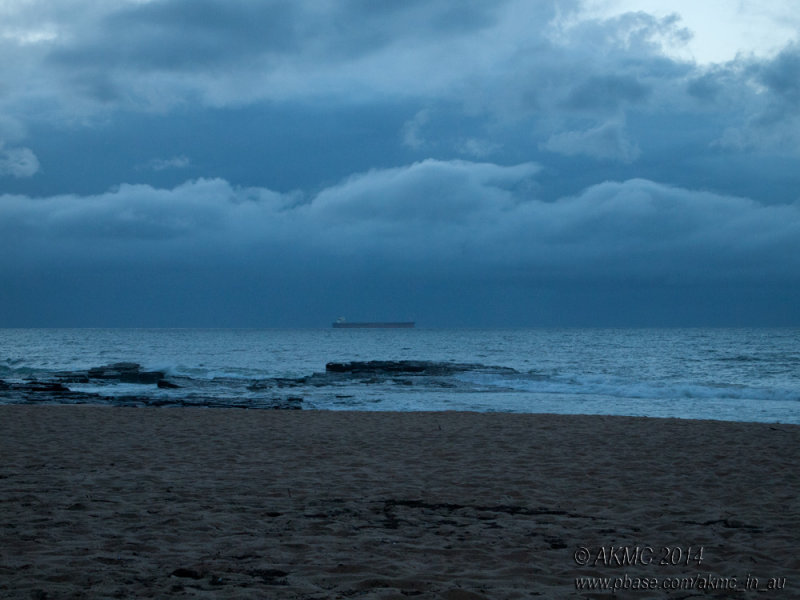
top-left (1, 406), bottom-right (798, 599)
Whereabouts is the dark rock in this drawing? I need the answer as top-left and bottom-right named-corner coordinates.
top-left (54, 373), bottom-right (90, 383)
top-left (327, 360), bottom-right (427, 374)
top-left (268, 397), bottom-right (303, 410)
top-left (0, 380), bottom-right (105, 405)
top-left (88, 362), bottom-right (137, 377)
top-left (20, 382), bottom-right (71, 393)
top-left (88, 363), bottom-right (164, 384)
top-left (121, 371), bottom-right (163, 384)
top-left (249, 376), bottom-right (310, 390)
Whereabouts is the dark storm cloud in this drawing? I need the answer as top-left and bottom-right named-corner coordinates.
top-left (343, 0), bottom-right (502, 36)
top-left (1, 0), bottom-right (736, 134)
top-left (698, 45), bottom-right (800, 152)
top-left (31, 0), bottom-right (523, 113)
top-left (52, 0), bottom-right (300, 71)
top-left (46, 0), bottom-right (506, 75)
top-left (3, 160), bottom-right (798, 284)
top-left (756, 44), bottom-right (800, 103)
top-left (747, 44), bottom-right (800, 139)
top-left (541, 119), bottom-right (640, 162)
top-left (686, 71), bottom-right (725, 101)
top-left (563, 75), bottom-right (650, 111)
top-left (0, 0), bottom-right (787, 129)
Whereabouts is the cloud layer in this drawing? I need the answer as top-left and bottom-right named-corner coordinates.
top-left (4, 159), bottom-right (798, 280)
top-left (0, 143), bottom-right (39, 178)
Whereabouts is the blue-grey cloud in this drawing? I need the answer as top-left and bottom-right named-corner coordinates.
top-left (563, 76), bottom-right (650, 111)
top-left (36, 0), bottom-right (516, 111)
top-left (139, 155), bottom-right (191, 172)
top-left (3, 0), bottom-right (794, 166)
top-left (685, 44), bottom-right (800, 153)
top-left (3, 161), bottom-right (798, 283)
top-left (756, 43), bottom-right (800, 105)
top-left (0, 142), bottom-right (39, 178)
top-left (541, 119), bottom-right (640, 162)
top-left (54, 0), bottom-right (300, 71)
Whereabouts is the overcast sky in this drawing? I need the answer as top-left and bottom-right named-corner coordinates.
top-left (2, 0), bottom-right (799, 327)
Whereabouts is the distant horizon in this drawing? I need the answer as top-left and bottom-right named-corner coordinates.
top-left (2, 323), bottom-right (799, 330)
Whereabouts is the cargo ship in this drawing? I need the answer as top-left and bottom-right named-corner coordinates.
top-left (332, 317), bottom-right (414, 329)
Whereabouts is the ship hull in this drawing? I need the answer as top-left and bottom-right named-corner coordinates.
top-left (332, 322), bottom-right (415, 329)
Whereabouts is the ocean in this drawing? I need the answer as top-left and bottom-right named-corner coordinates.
top-left (1, 328), bottom-right (798, 423)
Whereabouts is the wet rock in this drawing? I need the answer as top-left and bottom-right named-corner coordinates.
top-left (53, 373), bottom-right (90, 383)
top-left (0, 379), bottom-right (104, 404)
top-left (269, 397), bottom-right (303, 410)
top-left (19, 382), bottom-right (71, 393)
top-left (87, 362), bottom-right (165, 384)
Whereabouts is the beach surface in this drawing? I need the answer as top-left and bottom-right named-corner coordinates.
top-left (1, 406), bottom-right (798, 599)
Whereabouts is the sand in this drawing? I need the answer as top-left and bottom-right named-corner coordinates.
top-left (0, 406), bottom-right (798, 599)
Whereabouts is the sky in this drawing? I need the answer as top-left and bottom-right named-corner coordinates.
top-left (1, 0), bottom-right (799, 327)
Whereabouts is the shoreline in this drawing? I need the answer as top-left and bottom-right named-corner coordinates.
top-left (1, 401), bottom-right (797, 425)
top-left (2, 406), bottom-right (798, 598)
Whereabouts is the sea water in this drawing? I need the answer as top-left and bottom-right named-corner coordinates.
top-left (0, 328), bottom-right (798, 423)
